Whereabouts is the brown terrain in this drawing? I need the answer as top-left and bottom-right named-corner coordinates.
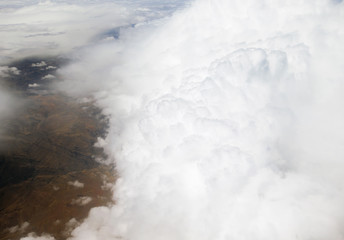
top-left (0, 58), bottom-right (115, 240)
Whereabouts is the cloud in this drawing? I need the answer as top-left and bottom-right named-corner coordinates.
top-left (0, 1), bottom-right (130, 63)
top-left (0, 66), bottom-right (20, 77)
top-left (41, 74), bottom-right (55, 80)
top-left (71, 196), bottom-right (93, 206)
top-left (63, 218), bottom-right (80, 237)
top-left (45, 66), bottom-right (56, 70)
top-left (31, 61), bottom-right (47, 67)
top-left (28, 83), bottom-right (40, 88)
top-left (68, 180), bottom-right (84, 188)
top-left (55, 0), bottom-right (344, 240)
top-left (20, 233), bottom-right (55, 240)
top-left (0, 0), bottom-right (187, 64)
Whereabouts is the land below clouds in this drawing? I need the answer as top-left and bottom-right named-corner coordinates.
top-left (0, 57), bottom-right (115, 240)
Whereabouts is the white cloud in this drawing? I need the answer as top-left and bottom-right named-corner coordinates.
top-left (68, 180), bottom-right (84, 188)
top-left (45, 66), bottom-right (56, 70)
top-left (57, 0), bottom-right (344, 240)
top-left (41, 74), bottom-right (55, 80)
top-left (71, 196), bottom-right (93, 206)
top-left (0, 2), bottom-right (129, 63)
top-left (28, 83), bottom-right (40, 88)
top-left (94, 137), bottom-right (107, 148)
top-left (31, 61), bottom-right (47, 67)
top-left (0, 66), bottom-right (20, 77)
top-left (20, 233), bottom-right (55, 240)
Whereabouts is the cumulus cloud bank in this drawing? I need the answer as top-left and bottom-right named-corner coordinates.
top-left (56, 0), bottom-right (344, 239)
top-left (11, 0), bottom-right (344, 239)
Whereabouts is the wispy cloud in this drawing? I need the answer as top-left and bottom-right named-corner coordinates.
top-left (0, 1), bottom-right (132, 63)
top-left (0, 0), bottom-right (187, 64)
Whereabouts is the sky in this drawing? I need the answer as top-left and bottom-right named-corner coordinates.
top-left (1, 0), bottom-right (344, 239)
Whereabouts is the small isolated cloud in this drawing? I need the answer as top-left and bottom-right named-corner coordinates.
top-left (71, 196), bottom-right (92, 206)
top-left (31, 61), bottom-right (47, 67)
top-left (67, 180), bottom-right (84, 188)
top-left (46, 66), bottom-right (57, 70)
top-left (28, 83), bottom-right (40, 88)
top-left (42, 74), bottom-right (55, 80)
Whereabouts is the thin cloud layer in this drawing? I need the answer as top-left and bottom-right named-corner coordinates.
top-left (56, 0), bottom-right (344, 239)
top-left (0, 0), bottom-right (185, 64)
top-left (0, 1), bottom-right (132, 63)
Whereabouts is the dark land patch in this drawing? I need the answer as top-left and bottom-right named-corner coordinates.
top-left (4, 56), bottom-right (67, 92)
top-left (0, 57), bottom-right (115, 240)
